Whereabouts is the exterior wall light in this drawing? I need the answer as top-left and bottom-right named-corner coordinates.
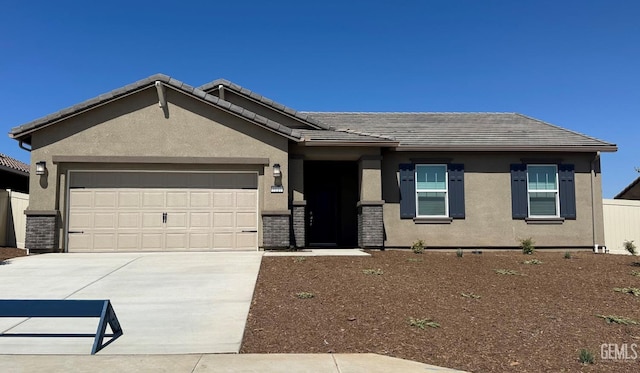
top-left (35, 161), bottom-right (47, 175)
top-left (271, 163), bottom-right (283, 193)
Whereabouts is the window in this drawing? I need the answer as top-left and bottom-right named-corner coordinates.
top-left (400, 163), bottom-right (464, 220)
top-left (511, 163), bottom-right (575, 220)
top-left (527, 165), bottom-right (559, 217)
top-left (415, 165), bottom-right (448, 217)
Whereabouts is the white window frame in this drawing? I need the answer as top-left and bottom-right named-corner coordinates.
top-left (526, 164), bottom-right (560, 218)
top-left (415, 164), bottom-right (449, 217)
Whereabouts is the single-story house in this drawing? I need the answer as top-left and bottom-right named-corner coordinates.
top-left (9, 74), bottom-right (617, 253)
top-left (0, 153), bottom-right (29, 193)
top-left (614, 176), bottom-right (640, 200)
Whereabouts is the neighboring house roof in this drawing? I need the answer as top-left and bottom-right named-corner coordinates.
top-left (0, 153), bottom-right (29, 176)
top-left (614, 176), bottom-right (640, 200)
top-left (9, 74), bottom-right (303, 143)
top-left (305, 112), bottom-right (617, 152)
top-left (199, 79), bottom-right (330, 130)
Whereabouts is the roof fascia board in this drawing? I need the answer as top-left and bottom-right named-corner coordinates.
top-left (0, 164), bottom-right (29, 177)
top-left (302, 141), bottom-right (399, 147)
top-left (392, 146), bottom-right (617, 152)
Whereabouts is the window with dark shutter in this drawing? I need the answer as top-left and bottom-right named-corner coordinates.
top-left (511, 164), bottom-right (528, 219)
top-left (558, 164), bottom-right (576, 219)
top-left (448, 164), bottom-right (465, 219)
top-left (399, 163), bottom-right (415, 219)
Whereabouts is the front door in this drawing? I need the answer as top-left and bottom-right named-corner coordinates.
top-left (304, 161), bottom-right (358, 247)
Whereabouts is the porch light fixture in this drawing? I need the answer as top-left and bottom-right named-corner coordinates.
top-left (273, 163), bottom-right (282, 177)
top-left (271, 163), bottom-right (283, 193)
top-left (35, 161), bottom-right (46, 175)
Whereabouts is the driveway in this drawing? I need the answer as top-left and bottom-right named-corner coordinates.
top-left (0, 252), bottom-right (263, 354)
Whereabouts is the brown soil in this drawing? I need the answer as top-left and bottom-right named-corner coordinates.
top-left (241, 250), bottom-right (640, 372)
top-left (0, 247), bottom-right (27, 262)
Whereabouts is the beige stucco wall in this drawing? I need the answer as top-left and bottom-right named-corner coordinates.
top-left (381, 151), bottom-right (603, 248)
top-left (27, 86), bottom-right (290, 249)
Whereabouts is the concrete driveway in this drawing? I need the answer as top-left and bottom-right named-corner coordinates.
top-left (0, 252), bottom-right (263, 354)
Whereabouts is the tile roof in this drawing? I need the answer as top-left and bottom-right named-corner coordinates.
top-left (199, 79), bottom-right (330, 130)
top-left (298, 129), bottom-right (397, 144)
top-left (304, 112), bottom-right (617, 151)
top-left (0, 153), bottom-right (29, 174)
top-left (9, 74), bottom-right (302, 142)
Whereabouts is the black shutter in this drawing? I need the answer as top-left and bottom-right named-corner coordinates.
top-left (448, 164), bottom-right (465, 219)
top-left (511, 164), bottom-right (528, 219)
top-left (559, 164), bottom-right (576, 219)
top-left (399, 163), bottom-right (416, 219)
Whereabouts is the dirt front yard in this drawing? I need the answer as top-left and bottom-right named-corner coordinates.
top-left (0, 247), bottom-right (27, 262)
top-left (241, 250), bottom-right (640, 372)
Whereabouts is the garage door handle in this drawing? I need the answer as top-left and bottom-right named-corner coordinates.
top-left (242, 230), bottom-right (258, 233)
top-left (68, 231), bottom-right (84, 234)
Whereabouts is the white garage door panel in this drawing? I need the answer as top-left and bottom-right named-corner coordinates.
top-left (68, 172), bottom-right (258, 252)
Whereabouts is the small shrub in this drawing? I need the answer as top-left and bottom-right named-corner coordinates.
top-left (631, 270), bottom-right (640, 277)
top-left (613, 287), bottom-right (640, 296)
top-left (293, 256), bottom-right (306, 263)
top-left (519, 237), bottom-right (535, 255)
top-left (411, 240), bottom-right (425, 254)
top-left (597, 315), bottom-right (639, 325)
top-left (624, 240), bottom-right (637, 255)
top-left (456, 248), bottom-right (463, 258)
top-left (564, 251), bottom-right (572, 259)
top-left (579, 349), bottom-right (594, 364)
top-left (408, 317), bottom-right (440, 329)
top-left (495, 269), bottom-right (522, 276)
top-left (295, 292), bottom-right (315, 299)
top-left (362, 268), bottom-right (384, 275)
top-left (461, 292), bottom-right (481, 299)
top-left (523, 259), bottom-right (543, 265)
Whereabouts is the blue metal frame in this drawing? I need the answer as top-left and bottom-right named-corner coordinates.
top-left (0, 299), bottom-right (124, 354)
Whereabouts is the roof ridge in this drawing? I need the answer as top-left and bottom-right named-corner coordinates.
top-left (333, 128), bottom-right (396, 141)
top-left (514, 113), bottom-right (616, 147)
top-left (198, 79), bottom-right (329, 130)
top-left (303, 111), bottom-right (517, 115)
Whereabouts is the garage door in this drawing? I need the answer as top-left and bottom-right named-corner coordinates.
top-left (67, 172), bottom-right (258, 252)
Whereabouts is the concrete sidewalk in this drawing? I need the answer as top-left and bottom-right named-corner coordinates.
top-left (0, 353), bottom-right (467, 372)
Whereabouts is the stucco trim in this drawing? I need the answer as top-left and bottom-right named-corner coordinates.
top-left (291, 200), bottom-right (307, 206)
top-left (52, 156), bottom-right (270, 165)
top-left (525, 217), bottom-right (566, 225)
top-left (410, 157), bottom-right (453, 164)
top-left (520, 158), bottom-right (564, 164)
top-left (412, 217), bottom-right (454, 224)
top-left (261, 210), bottom-right (292, 216)
top-left (24, 210), bottom-right (58, 216)
top-left (356, 200), bottom-right (385, 207)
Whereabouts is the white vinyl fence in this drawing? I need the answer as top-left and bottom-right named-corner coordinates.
top-left (0, 189), bottom-right (28, 248)
top-left (603, 199), bottom-right (640, 255)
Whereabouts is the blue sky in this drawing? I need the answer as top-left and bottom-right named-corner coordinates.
top-left (1, 1), bottom-right (638, 197)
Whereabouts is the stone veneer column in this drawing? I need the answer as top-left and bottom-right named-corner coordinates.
top-left (262, 211), bottom-right (291, 249)
top-left (25, 210), bottom-right (59, 253)
top-left (291, 201), bottom-right (306, 248)
top-left (357, 201), bottom-right (384, 248)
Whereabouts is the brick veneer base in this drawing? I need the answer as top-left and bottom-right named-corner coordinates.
top-left (262, 214), bottom-right (291, 249)
top-left (291, 204), bottom-right (306, 248)
top-left (25, 213), bottom-right (59, 253)
top-left (358, 203), bottom-right (384, 248)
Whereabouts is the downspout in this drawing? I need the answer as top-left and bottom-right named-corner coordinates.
top-left (218, 84), bottom-right (225, 100)
top-left (590, 152), bottom-right (600, 250)
top-left (18, 140), bottom-right (31, 152)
